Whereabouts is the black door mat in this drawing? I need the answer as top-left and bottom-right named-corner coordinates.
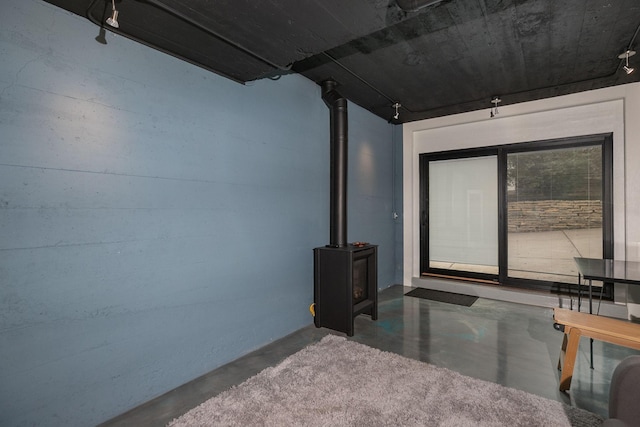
top-left (405, 288), bottom-right (478, 307)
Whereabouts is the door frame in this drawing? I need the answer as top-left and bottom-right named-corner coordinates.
top-left (419, 133), bottom-right (614, 296)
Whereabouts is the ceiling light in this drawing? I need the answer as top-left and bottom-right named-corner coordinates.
top-left (106, 0), bottom-right (119, 28)
top-left (490, 96), bottom-right (501, 118)
top-left (618, 50), bottom-right (636, 75)
top-left (393, 103), bottom-right (401, 120)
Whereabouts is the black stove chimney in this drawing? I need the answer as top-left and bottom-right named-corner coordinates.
top-left (321, 80), bottom-right (348, 247)
top-left (314, 80), bottom-right (378, 337)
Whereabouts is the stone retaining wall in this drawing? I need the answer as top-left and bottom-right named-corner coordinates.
top-left (508, 200), bottom-right (602, 232)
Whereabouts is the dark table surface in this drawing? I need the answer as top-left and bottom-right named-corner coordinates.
top-left (574, 257), bottom-right (640, 285)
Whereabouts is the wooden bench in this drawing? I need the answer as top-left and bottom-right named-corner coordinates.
top-left (553, 307), bottom-right (640, 391)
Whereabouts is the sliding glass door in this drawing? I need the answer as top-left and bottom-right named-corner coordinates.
top-left (420, 134), bottom-right (613, 293)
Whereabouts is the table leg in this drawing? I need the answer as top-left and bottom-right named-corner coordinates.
top-left (589, 279), bottom-right (593, 314)
top-left (589, 278), bottom-right (594, 369)
top-left (577, 272), bottom-right (582, 312)
top-left (559, 326), bottom-right (582, 392)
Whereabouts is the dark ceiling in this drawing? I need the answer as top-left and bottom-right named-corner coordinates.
top-left (45, 0), bottom-right (640, 123)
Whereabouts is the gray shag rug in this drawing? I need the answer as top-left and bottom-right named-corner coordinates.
top-left (168, 335), bottom-right (602, 426)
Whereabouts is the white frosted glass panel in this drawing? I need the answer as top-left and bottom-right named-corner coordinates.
top-left (429, 156), bottom-right (498, 267)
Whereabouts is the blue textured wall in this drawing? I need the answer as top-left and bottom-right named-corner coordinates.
top-left (348, 112), bottom-right (403, 285)
top-left (0, 1), bottom-right (398, 425)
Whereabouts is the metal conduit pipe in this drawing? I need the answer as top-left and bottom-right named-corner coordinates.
top-left (395, 0), bottom-right (444, 12)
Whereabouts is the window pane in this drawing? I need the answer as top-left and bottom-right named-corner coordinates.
top-left (429, 156), bottom-right (498, 274)
top-left (507, 146), bottom-right (602, 283)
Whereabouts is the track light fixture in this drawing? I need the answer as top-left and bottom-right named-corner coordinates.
top-left (393, 102), bottom-right (401, 120)
top-left (490, 96), bottom-right (501, 118)
top-left (106, 0), bottom-right (119, 28)
top-left (618, 49), bottom-right (636, 75)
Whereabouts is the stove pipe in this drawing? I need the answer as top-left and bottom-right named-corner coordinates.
top-left (321, 80), bottom-right (348, 248)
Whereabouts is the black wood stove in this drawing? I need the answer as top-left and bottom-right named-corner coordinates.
top-left (313, 80), bottom-right (378, 336)
top-left (314, 244), bottom-right (378, 336)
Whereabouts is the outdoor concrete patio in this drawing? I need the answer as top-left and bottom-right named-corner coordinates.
top-left (432, 228), bottom-right (603, 284)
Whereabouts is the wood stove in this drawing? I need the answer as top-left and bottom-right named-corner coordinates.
top-left (313, 79), bottom-right (378, 336)
top-left (313, 244), bottom-right (378, 336)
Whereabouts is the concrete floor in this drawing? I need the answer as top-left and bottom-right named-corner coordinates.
top-left (99, 284), bottom-right (639, 426)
